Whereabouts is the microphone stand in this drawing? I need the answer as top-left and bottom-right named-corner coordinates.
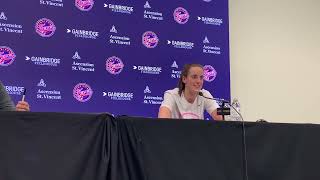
top-left (199, 92), bottom-right (249, 180)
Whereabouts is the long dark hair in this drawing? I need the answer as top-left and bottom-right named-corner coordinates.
top-left (177, 64), bottom-right (203, 96)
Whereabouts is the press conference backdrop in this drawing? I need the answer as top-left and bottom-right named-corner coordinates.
top-left (0, 0), bottom-right (230, 117)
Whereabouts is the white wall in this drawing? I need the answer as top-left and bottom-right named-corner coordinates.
top-left (229, 0), bottom-right (320, 123)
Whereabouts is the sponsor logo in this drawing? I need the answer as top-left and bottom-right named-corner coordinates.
top-left (203, 65), bottom-right (217, 82)
top-left (105, 56), bottom-right (124, 75)
top-left (36, 79), bottom-right (62, 100)
top-left (35, 18), bottom-right (56, 37)
top-left (40, 0), bottom-right (64, 7)
top-left (143, 86), bottom-right (163, 105)
top-left (173, 7), bottom-right (189, 24)
top-left (171, 61), bottom-right (178, 68)
top-left (133, 65), bottom-right (162, 75)
top-left (144, 1), bottom-right (151, 8)
top-left (0, 12), bottom-right (7, 20)
top-left (72, 52), bottom-right (94, 72)
top-left (142, 31), bottom-right (159, 48)
top-left (37, 79), bottom-right (47, 87)
top-left (144, 86), bottom-right (151, 94)
top-left (72, 61), bottom-right (94, 72)
top-left (104, 3), bottom-right (134, 14)
top-left (73, 83), bottom-right (93, 102)
top-left (202, 36), bottom-right (221, 55)
top-left (67, 28), bottom-right (99, 39)
top-left (203, 36), bottom-right (210, 44)
top-left (72, 51), bottom-right (81, 60)
top-left (144, 11), bottom-right (163, 21)
top-left (25, 55), bottom-right (61, 66)
top-left (110, 25), bottom-right (117, 33)
top-left (5, 85), bottom-right (25, 95)
top-left (197, 16), bottom-right (223, 26)
top-left (171, 61), bottom-right (181, 79)
top-left (103, 91), bottom-right (134, 101)
top-left (167, 40), bottom-right (194, 49)
top-left (72, 51), bottom-right (94, 72)
top-left (0, 12), bottom-right (23, 34)
top-left (0, 46), bottom-right (16, 66)
top-left (143, 1), bottom-right (163, 21)
top-left (75, 0), bottom-right (94, 11)
top-left (109, 25), bottom-right (131, 46)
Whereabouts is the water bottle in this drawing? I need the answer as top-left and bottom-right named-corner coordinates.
top-left (231, 98), bottom-right (241, 121)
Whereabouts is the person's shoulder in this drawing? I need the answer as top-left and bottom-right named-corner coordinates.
top-left (201, 88), bottom-right (212, 96)
top-left (164, 88), bottom-right (179, 96)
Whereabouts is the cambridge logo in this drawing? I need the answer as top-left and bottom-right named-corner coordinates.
top-left (106, 56), bottom-right (124, 75)
top-left (203, 65), bottom-right (217, 82)
top-left (75, 0), bottom-right (94, 11)
top-left (35, 18), bottom-right (56, 37)
top-left (73, 83), bottom-right (93, 102)
top-left (142, 31), bottom-right (159, 48)
top-left (0, 46), bottom-right (16, 66)
top-left (173, 7), bottom-right (189, 24)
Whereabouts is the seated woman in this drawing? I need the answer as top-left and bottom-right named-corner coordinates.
top-left (0, 81), bottom-right (30, 111)
top-left (158, 64), bottom-right (222, 120)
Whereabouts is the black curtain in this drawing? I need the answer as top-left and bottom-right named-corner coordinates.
top-left (1, 112), bottom-right (320, 180)
top-left (0, 112), bottom-right (107, 180)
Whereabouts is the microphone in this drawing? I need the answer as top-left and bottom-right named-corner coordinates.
top-left (198, 91), bottom-right (230, 119)
top-left (198, 91), bottom-right (244, 122)
top-left (198, 92), bottom-right (229, 103)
